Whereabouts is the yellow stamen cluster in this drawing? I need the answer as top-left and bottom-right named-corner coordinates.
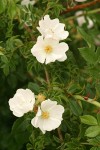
top-left (36, 94), bottom-right (46, 102)
top-left (41, 111), bottom-right (49, 119)
top-left (44, 45), bottom-right (52, 53)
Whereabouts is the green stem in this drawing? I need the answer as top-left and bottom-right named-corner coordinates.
top-left (44, 66), bottom-right (63, 142)
top-left (44, 66), bottom-right (50, 86)
top-left (74, 95), bottom-right (100, 108)
top-left (57, 128), bottom-right (63, 143)
top-left (65, 8), bottom-right (100, 21)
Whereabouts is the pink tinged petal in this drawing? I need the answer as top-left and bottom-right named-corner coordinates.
top-left (43, 118), bottom-right (61, 131)
top-left (41, 99), bottom-right (57, 111)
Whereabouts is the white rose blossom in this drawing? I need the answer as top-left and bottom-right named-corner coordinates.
top-left (37, 15), bottom-right (69, 41)
top-left (9, 89), bottom-right (35, 117)
top-left (21, 0), bottom-right (36, 6)
top-left (75, 11), bottom-right (94, 29)
top-left (31, 99), bottom-right (64, 134)
top-left (31, 36), bottom-right (69, 64)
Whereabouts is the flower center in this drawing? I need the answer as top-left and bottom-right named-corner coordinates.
top-left (41, 111), bottom-right (49, 119)
top-left (44, 45), bottom-right (52, 54)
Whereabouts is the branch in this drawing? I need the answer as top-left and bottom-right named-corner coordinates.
top-left (44, 66), bottom-right (50, 86)
top-left (24, 24), bottom-right (35, 40)
top-left (62, 0), bottom-right (100, 14)
top-left (74, 95), bottom-right (100, 108)
top-left (65, 8), bottom-right (100, 21)
top-left (44, 67), bottom-right (64, 142)
top-left (57, 128), bottom-right (63, 142)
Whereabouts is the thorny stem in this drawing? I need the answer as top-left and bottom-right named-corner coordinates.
top-left (44, 66), bottom-right (63, 142)
top-left (62, 0), bottom-right (100, 14)
top-left (74, 95), bottom-right (100, 108)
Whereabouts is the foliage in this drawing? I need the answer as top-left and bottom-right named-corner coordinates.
top-left (0, 0), bottom-right (100, 150)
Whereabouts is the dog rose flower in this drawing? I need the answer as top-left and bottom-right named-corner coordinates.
top-left (37, 15), bottom-right (69, 41)
top-left (75, 11), bottom-right (94, 29)
top-left (31, 36), bottom-right (69, 64)
top-left (31, 99), bottom-right (64, 134)
top-left (9, 89), bottom-right (35, 117)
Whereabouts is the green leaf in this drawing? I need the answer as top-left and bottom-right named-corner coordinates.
top-left (11, 117), bottom-right (30, 134)
top-left (28, 82), bottom-right (40, 94)
top-left (96, 47), bottom-right (100, 60)
top-left (53, 135), bottom-right (61, 143)
top-left (96, 83), bottom-right (100, 98)
top-left (97, 114), bottom-right (100, 126)
top-left (0, 0), bottom-right (7, 14)
top-left (80, 115), bottom-right (98, 125)
top-left (3, 64), bottom-right (10, 76)
top-left (78, 46), bottom-right (97, 64)
top-left (1, 55), bottom-right (8, 63)
top-left (85, 126), bottom-right (100, 137)
top-left (88, 135), bottom-right (100, 146)
top-left (69, 99), bottom-right (83, 116)
top-left (90, 147), bottom-right (100, 150)
top-left (77, 27), bottom-right (94, 47)
top-left (0, 51), bottom-right (4, 55)
top-left (8, 1), bottom-right (17, 19)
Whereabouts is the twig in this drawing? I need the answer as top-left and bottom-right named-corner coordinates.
top-left (44, 66), bottom-right (64, 142)
top-left (44, 66), bottom-right (50, 86)
top-left (57, 128), bottom-right (63, 142)
top-left (65, 8), bottom-right (100, 21)
top-left (23, 24), bottom-right (35, 40)
top-left (62, 0), bottom-right (100, 14)
top-left (74, 95), bottom-right (100, 108)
